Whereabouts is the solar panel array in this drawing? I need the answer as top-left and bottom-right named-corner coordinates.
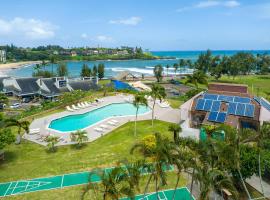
top-left (253, 96), bottom-right (270, 112)
top-left (194, 93), bottom-right (256, 123)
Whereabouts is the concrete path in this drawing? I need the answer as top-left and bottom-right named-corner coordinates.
top-left (246, 175), bottom-right (270, 198)
top-left (24, 94), bottom-right (180, 146)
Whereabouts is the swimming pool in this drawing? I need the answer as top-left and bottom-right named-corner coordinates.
top-left (48, 103), bottom-right (151, 132)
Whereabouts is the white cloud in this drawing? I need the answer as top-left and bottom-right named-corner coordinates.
top-left (0, 17), bottom-right (57, 40)
top-left (96, 35), bottom-right (113, 42)
top-left (177, 0), bottom-right (240, 12)
top-left (109, 17), bottom-right (141, 25)
top-left (81, 33), bottom-right (88, 39)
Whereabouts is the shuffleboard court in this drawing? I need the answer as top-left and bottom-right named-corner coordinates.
top-left (0, 165), bottom-right (174, 197)
top-left (121, 187), bottom-right (195, 200)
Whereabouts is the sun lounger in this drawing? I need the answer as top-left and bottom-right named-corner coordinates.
top-left (84, 101), bottom-right (91, 107)
top-left (29, 128), bottom-right (40, 135)
top-left (111, 119), bottom-right (119, 123)
top-left (108, 121), bottom-right (117, 126)
top-left (94, 127), bottom-right (104, 132)
top-left (77, 103), bottom-right (85, 108)
top-left (66, 106), bottom-right (74, 112)
top-left (72, 105), bottom-right (80, 110)
top-left (100, 124), bottom-right (109, 129)
top-left (81, 102), bottom-right (88, 107)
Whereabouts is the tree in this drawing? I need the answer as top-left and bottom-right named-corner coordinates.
top-left (45, 135), bottom-right (59, 152)
top-left (185, 70), bottom-right (208, 89)
top-left (97, 63), bottom-right (105, 80)
top-left (49, 55), bottom-right (57, 74)
top-left (130, 133), bottom-right (174, 198)
top-left (194, 49), bottom-right (212, 73)
top-left (0, 93), bottom-right (8, 105)
top-left (0, 128), bottom-right (15, 154)
top-left (70, 130), bottom-right (88, 148)
top-left (150, 84), bottom-right (166, 126)
top-left (4, 118), bottom-right (29, 144)
top-left (132, 94), bottom-right (148, 136)
top-left (153, 65), bottom-right (163, 82)
top-left (168, 124), bottom-right (182, 144)
top-left (173, 63), bottom-right (179, 76)
top-left (165, 64), bottom-right (170, 77)
top-left (81, 64), bottom-right (92, 77)
top-left (57, 62), bottom-right (68, 77)
top-left (179, 59), bottom-right (186, 75)
top-left (93, 65), bottom-right (98, 77)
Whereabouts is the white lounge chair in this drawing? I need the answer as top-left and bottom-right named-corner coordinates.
top-left (72, 105), bottom-right (80, 110)
top-left (29, 128), bottom-right (40, 135)
top-left (111, 119), bottom-right (119, 123)
top-left (80, 102), bottom-right (87, 108)
top-left (108, 121), bottom-right (117, 126)
top-left (84, 101), bottom-right (91, 107)
top-left (94, 127), bottom-right (104, 132)
top-left (77, 103), bottom-right (84, 108)
top-left (66, 106), bottom-right (74, 112)
top-left (100, 124), bottom-right (109, 129)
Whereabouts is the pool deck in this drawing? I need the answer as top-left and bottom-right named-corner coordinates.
top-left (24, 94), bottom-right (180, 146)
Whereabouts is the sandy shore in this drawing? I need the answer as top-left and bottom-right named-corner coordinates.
top-left (0, 61), bottom-right (41, 70)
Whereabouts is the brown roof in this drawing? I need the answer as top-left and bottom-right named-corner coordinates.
top-left (208, 83), bottom-right (248, 94)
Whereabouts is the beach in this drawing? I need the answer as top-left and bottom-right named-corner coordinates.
top-left (0, 61), bottom-right (41, 77)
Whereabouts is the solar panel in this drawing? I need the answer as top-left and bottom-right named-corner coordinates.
top-left (261, 99), bottom-right (270, 112)
top-left (253, 96), bottom-right (261, 104)
top-left (204, 93), bottom-right (218, 100)
top-left (195, 99), bottom-right (205, 110)
top-left (244, 104), bottom-right (255, 117)
top-left (228, 102), bottom-right (237, 115)
top-left (211, 101), bottom-right (221, 112)
top-left (203, 99), bottom-right (213, 111)
top-left (208, 112), bottom-right (218, 121)
top-left (216, 112), bottom-right (227, 123)
top-left (234, 96), bottom-right (250, 104)
top-left (218, 95), bottom-right (234, 102)
top-left (236, 103), bottom-right (245, 116)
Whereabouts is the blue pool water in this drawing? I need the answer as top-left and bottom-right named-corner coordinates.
top-left (48, 103), bottom-right (150, 132)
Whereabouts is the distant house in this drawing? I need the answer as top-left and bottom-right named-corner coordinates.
top-left (0, 50), bottom-right (6, 63)
top-left (117, 50), bottom-right (129, 55)
top-left (70, 51), bottom-right (77, 57)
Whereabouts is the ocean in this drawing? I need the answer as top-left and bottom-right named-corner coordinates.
top-left (5, 50), bottom-right (270, 78)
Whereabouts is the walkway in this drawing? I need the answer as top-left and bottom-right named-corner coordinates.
top-left (25, 94), bottom-right (180, 146)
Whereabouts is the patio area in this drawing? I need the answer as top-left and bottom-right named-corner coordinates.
top-left (24, 94), bottom-right (181, 146)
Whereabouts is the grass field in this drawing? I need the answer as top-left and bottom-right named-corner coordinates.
top-left (0, 120), bottom-right (174, 182)
top-left (0, 120), bottom-right (187, 199)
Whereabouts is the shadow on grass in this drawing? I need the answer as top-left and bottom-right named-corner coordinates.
top-left (69, 143), bottom-right (87, 150)
top-left (0, 151), bottom-right (18, 165)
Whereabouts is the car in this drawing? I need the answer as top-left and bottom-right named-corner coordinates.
top-left (10, 103), bottom-right (21, 109)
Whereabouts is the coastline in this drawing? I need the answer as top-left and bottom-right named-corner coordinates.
top-left (0, 61), bottom-right (41, 70)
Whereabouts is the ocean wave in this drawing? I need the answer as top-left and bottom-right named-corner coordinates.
top-left (110, 67), bottom-right (193, 75)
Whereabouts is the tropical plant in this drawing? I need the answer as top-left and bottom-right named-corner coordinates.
top-left (93, 65), bottom-right (98, 77)
top-left (57, 62), bottom-right (68, 77)
top-left (49, 55), bottom-right (57, 74)
top-left (132, 94), bottom-right (148, 136)
top-left (153, 65), bottom-right (163, 82)
top-left (165, 64), bottom-right (170, 77)
top-left (98, 63), bottom-right (105, 80)
top-left (4, 118), bottom-right (29, 144)
top-left (173, 63), bottom-right (179, 76)
top-left (81, 63), bottom-right (92, 77)
top-left (130, 132), bottom-right (174, 198)
top-left (149, 84), bottom-right (166, 126)
top-left (168, 124), bottom-right (182, 144)
top-left (0, 93), bottom-right (8, 106)
top-left (70, 130), bottom-right (88, 148)
top-left (45, 135), bottom-right (59, 152)
top-left (0, 128), bottom-right (15, 152)
top-left (184, 70), bottom-right (208, 89)
top-left (179, 59), bottom-right (186, 75)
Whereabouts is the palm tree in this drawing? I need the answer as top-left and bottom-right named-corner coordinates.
top-left (166, 64), bottom-right (170, 77)
top-left (82, 167), bottom-right (125, 200)
top-left (49, 55), bottom-right (57, 75)
top-left (70, 130), bottom-right (88, 148)
top-left (179, 59), bottom-right (186, 75)
top-left (45, 135), bottom-right (59, 152)
top-left (168, 124), bottom-right (182, 144)
top-left (149, 84), bottom-right (166, 126)
top-left (0, 93), bottom-right (8, 106)
top-left (4, 118), bottom-right (29, 144)
top-left (132, 94), bottom-right (148, 136)
top-left (173, 63), bottom-right (179, 76)
top-left (185, 70), bottom-right (208, 89)
top-left (130, 132), bottom-right (174, 198)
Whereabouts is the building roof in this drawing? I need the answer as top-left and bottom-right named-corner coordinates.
top-left (69, 80), bottom-right (98, 91)
top-left (208, 83), bottom-right (248, 94)
top-left (16, 78), bottom-right (40, 95)
top-left (113, 71), bottom-right (138, 81)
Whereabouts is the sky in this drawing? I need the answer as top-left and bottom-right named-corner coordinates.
top-left (0, 0), bottom-right (270, 50)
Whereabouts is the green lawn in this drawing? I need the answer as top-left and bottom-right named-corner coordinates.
top-left (0, 120), bottom-right (174, 182)
top-left (167, 98), bottom-right (184, 109)
top-left (0, 120), bottom-right (188, 199)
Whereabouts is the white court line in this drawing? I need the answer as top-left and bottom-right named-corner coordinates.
top-left (10, 182), bottom-right (19, 195)
top-left (3, 182), bottom-right (13, 196)
top-left (61, 175), bottom-right (64, 188)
